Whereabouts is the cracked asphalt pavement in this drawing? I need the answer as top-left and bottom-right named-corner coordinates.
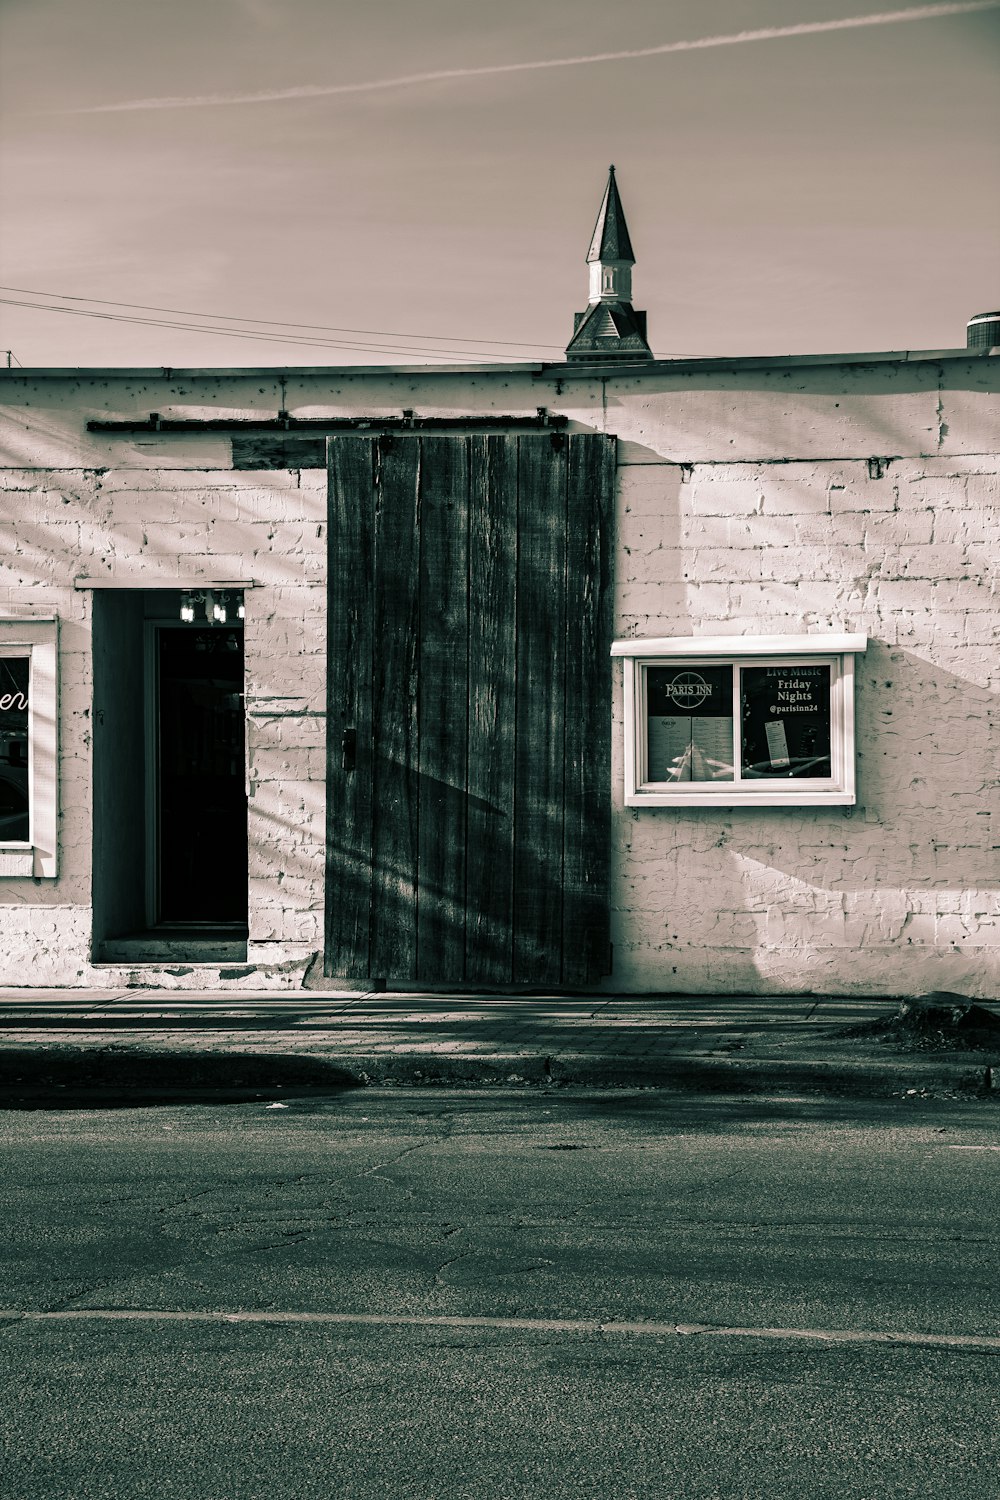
top-left (2, 1089), bottom-right (999, 1498)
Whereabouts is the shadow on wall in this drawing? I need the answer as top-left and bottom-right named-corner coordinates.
top-left (611, 645), bottom-right (998, 998)
top-left (561, 357), bottom-right (998, 466)
top-left (321, 793), bottom-right (595, 988)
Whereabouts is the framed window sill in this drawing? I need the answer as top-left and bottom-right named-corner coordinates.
top-left (611, 633), bottom-right (867, 809)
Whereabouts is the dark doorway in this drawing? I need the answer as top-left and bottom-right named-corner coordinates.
top-left (91, 591), bottom-right (248, 963)
top-left (157, 626), bottom-right (247, 923)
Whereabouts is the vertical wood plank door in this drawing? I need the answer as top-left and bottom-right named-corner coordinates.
top-left (325, 431), bottom-right (615, 987)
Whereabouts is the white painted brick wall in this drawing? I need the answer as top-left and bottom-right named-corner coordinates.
top-left (611, 367), bottom-right (999, 995)
top-left (0, 447), bottom-right (328, 988)
top-left (0, 357), bottom-right (997, 993)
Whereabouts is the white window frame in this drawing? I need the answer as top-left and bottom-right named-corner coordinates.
top-left (0, 618), bottom-right (58, 877)
top-left (611, 633), bottom-right (866, 808)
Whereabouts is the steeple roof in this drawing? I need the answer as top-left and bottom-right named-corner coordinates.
top-left (586, 165), bottom-right (635, 265)
top-left (565, 301), bottom-right (651, 361)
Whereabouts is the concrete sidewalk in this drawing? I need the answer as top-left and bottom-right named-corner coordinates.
top-left (0, 988), bottom-right (997, 1099)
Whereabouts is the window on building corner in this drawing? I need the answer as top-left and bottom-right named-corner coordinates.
top-left (0, 655), bottom-right (30, 842)
top-left (0, 621), bottom-right (58, 876)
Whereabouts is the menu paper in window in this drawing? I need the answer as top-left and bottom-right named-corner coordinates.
top-left (765, 719), bottom-right (791, 769)
top-left (646, 666), bottom-right (734, 782)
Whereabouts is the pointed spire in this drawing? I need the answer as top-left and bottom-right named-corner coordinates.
top-left (566, 166), bottom-right (652, 363)
top-left (587, 165), bottom-right (635, 265)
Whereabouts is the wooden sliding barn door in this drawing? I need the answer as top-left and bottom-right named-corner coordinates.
top-left (325, 432), bottom-right (615, 987)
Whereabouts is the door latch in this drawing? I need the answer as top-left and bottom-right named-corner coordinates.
top-left (342, 728), bottom-right (357, 772)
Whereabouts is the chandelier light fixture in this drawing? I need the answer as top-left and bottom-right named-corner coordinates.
top-left (179, 590), bottom-right (245, 624)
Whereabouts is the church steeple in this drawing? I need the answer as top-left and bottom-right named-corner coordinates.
top-left (566, 166), bottom-right (653, 363)
top-left (587, 163), bottom-right (635, 297)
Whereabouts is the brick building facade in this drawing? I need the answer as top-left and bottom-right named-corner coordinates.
top-left (0, 347), bottom-right (996, 995)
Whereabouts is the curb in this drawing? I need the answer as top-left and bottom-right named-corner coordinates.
top-left (0, 1045), bottom-right (996, 1100)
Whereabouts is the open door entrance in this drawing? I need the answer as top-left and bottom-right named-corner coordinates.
top-left (157, 625), bottom-right (247, 924)
top-left (92, 590), bottom-right (248, 963)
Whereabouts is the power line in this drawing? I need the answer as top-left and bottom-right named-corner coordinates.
top-left (0, 297), bottom-right (540, 362)
top-left (0, 284), bottom-right (695, 362)
top-left (0, 283), bottom-right (565, 354)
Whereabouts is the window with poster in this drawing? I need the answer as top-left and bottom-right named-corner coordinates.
top-left (0, 619), bottom-right (58, 877)
top-left (611, 634), bottom-right (866, 807)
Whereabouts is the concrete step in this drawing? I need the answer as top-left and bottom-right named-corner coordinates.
top-left (96, 929), bottom-right (248, 963)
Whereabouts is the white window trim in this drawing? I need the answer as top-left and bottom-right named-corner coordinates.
top-left (612, 633), bottom-right (866, 808)
top-left (0, 618), bottom-right (58, 877)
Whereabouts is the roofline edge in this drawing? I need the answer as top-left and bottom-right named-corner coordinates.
top-left (0, 348), bottom-right (996, 380)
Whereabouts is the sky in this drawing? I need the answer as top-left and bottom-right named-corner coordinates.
top-left (0, 0), bottom-right (998, 368)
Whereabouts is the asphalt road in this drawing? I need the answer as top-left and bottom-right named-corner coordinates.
top-left (2, 1088), bottom-right (999, 1499)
